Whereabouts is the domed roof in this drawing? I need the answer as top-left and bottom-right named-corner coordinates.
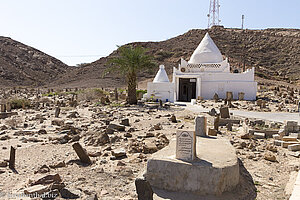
top-left (153, 65), bottom-right (169, 83)
top-left (188, 33), bottom-right (223, 64)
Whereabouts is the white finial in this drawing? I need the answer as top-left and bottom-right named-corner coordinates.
top-left (153, 65), bottom-right (169, 83)
top-left (189, 33), bottom-right (223, 64)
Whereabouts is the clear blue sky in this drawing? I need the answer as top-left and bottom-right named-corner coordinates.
top-left (0, 0), bottom-right (299, 66)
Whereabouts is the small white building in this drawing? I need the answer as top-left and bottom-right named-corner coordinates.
top-left (146, 65), bottom-right (174, 102)
top-left (146, 33), bottom-right (257, 102)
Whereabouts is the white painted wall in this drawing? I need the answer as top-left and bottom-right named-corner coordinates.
top-left (173, 67), bottom-right (257, 101)
top-left (200, 81), bottom-right (257, 100)
top-left (146, 82), bottom-right (174, 102)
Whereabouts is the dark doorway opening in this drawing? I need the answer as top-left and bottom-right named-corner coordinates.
top-left (179, 78), bottom-right (196, 102)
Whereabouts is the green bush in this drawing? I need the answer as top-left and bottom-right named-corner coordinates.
top-left (42, 92), bottom-right (59, 97)
top-left (136, 89), bottom-right (147, 95)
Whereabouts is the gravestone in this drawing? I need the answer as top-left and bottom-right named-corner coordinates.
top-left (195, 116), bottom-right (207, 137)
top-left (227, 122), bottom-right (233, 131)
top-left (214, 114), bottom-right (220, 131)
top-left (55, 107), bottom-right (61, 118)
top-left (9, 146), bottom-right (16, 169)
top-left (238, 92), bottom-right (245, 101)
top-left (228, 100), bottom-right (233, 108)
top-left (6, 103), bottom-right (11, 112)
top-left (213, 93), bottom-right (219, 102)
top-left (72, 143), bottom-right (92, 165)
top-left (256, 99), bottom-right (262, 106)
top-left (226, 91), bottom-right (233, 101)
top-left (138, 92), bottom-right (144, 100)
top-left (159, 100), bottom-right (163, 107)
top-left (114, 88), bottom-right (118, 101)
top-left (261, 100), bottom-right (266, 108)
top-left (220, 106), bottom-right (230, 118)
top-left (176, 130), bottom-right (196, 161)
top-left (0, 104), bottom-right (6, 112)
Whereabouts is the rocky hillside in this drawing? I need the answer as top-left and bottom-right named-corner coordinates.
top-left (0, 36), bottom-right (71, 87)
top-left (62, 27), bottom-right (299, 88)
top-left (0, 27), bottom-right (299, 88)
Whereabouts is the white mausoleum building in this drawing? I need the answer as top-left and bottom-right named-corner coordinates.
top-left (146, 33), bottom-right (257, 102)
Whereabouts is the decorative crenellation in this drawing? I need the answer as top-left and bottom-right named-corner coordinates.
top-left (187, 63), bottom-right (221, 69)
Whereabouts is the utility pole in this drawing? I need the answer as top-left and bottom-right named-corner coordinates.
top-left (207, 0), bottom-right (221, 28)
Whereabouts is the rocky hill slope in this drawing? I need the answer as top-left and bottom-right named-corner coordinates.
top-left (62, 27), bottom-right (299, 88)
top-left (0, 27), bottom-right (299, 88)
top-left (0, 36), bottom-right (71, 87)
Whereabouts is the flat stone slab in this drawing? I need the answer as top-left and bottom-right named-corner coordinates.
top-left (144, 136), bottom-right (239, 196)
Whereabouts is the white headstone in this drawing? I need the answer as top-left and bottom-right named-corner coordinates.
top-left (176, 130), bottom-right (196, 161)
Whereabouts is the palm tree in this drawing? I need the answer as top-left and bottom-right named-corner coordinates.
top-left (105, 45), bottom-right (156, 104)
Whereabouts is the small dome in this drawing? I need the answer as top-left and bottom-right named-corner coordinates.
top-left (189, 33), bottom-right (223, 64)
top-left (153, 65), bottom-right (169, 83)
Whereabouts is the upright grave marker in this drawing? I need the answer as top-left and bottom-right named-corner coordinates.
top-left (176, 130), bottom-right (196, 161)
top-left (220, 106), bottom-right (230, 118)
top-left (195, 115), bottom-right (207, 136)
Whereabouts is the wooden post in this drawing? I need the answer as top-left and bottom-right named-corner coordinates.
top-left (72, 143), bottom-right (92, 165)
top-left (9, 146), bottom-right (16, 169)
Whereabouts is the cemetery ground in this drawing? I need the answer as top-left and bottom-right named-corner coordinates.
top-left (0, 83), bottom-right (299, 200)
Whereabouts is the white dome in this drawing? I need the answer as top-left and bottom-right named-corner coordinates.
top-left (153, 65), bottom-right (169, 83)
top-left (189, 33), bottom-right (223, 64)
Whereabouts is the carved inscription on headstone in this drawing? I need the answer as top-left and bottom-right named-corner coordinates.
top-left (176, 131), bottom-right (196, 161)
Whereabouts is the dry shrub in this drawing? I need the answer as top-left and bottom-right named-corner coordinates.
top-left (9, 98), bottom-right (31, 109)
top-left (77, 88), bottom-right (107, 102)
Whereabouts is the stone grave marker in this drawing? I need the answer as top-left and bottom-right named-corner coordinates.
top-left (226, 91), bottom-right (233, 101)
top-left (213, 93), bottom-right (219, 102)
top-left (220, 106), bottom-right (230, 118)
top-left (176, 130), bottom-right (196, 161)
top-left (195, 115), bottom-right (207, 136)
top-left (6, 103), bottom-right (11, 112)
top-left (238, 92), bottom-right (245, 101)
top-left (214, 114), bottom-right (220, 131)
top-left (55, 107), bottom-right (61, 118)
top-left (0, 104), bottom-right (6, 112)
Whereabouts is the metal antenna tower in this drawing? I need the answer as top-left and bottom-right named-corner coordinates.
top-left (207, 0), bottom-right (220, 28)
top-left (241, 15), bottom-right (245, 29)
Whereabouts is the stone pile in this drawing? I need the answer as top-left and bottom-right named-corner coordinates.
top-left (273, 121), bottom-right (300, 151)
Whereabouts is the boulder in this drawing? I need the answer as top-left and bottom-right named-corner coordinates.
top-left (108, 123), bottom-right (125, 131)
top-left (52, 119), bottom-right (64, 126)
top-left (0, 160), bottom-right (8, 167)
top-left (170, 115), bottom-right (177, 123)
top-left (143, 140), bottom-right (158, 154)
top-left (208, 128), bottom-right (217, 136)
top-left (120, 118), bottom-right (130, 126)
top-left (112, 148), bottom-right (127, 159)
top-left (264, 152), bottom-right (277, 162)
top-left (31, 173), bottom-right (62, 186)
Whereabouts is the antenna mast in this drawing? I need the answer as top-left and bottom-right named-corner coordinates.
top-left (207, 0), bottom-right (220, 28)
top-left (241, 15), bottom-right (245, 29)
